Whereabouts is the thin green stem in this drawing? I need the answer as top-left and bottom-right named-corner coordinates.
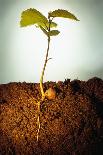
top-left (40, 36), bottom-right (50, 100)
top-left (40, 17), bottom-right (51, 101)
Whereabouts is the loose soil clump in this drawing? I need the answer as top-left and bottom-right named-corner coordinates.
top-left (0, 77), bottom-right (103, 155)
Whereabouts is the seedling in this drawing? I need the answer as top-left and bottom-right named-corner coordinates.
top-left (20, 8), bottom-right (79, 141)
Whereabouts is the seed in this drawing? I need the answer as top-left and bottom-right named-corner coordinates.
top-left (45, 88), bottom-right (56, 100)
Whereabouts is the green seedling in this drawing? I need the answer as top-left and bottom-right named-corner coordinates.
top-left (20, 8), bottom-right (79, 141)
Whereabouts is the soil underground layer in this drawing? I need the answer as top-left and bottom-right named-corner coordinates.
top-left (0, 77), bottom-right (103, 155)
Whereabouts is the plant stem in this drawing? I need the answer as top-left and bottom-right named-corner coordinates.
top-left (40, 36), bottom-right (50, 100)
top-left (40, 17), bottom-right (52, 101)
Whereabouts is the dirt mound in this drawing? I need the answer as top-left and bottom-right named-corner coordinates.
top-left (0, 77), bottom-right (103, 155)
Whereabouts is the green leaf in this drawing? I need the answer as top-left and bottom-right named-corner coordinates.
top-left (48, 30), bottom-right (60, 36)
top-left (49, 9), bottom-right (79, 21)
top-left (39, 26), bottom-right (60, 37)
top-left (20, 8), bottom-right (58, 30)
top-left (48, 22), bottom-right (57, 28)
top-left (39, 26), bottom-right (48, 37)
top-left (20, 8), bottom-right (48, 27)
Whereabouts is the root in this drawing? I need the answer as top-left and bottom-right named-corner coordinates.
top-left (36, 101), bottom-right (41, 142)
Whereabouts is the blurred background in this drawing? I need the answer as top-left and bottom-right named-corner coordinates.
top-left (0, 0), bottom-right (103, 84)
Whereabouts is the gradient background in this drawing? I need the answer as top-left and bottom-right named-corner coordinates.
top-left (0, 0), bottom-right (103, 84)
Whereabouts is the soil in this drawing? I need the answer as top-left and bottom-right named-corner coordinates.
top-left (0, 77), bottom-right (103, 155)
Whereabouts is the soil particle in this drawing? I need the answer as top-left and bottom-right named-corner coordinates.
top-left (0, 77), bottom-right (103, 155)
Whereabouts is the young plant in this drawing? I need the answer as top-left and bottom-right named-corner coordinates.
top-left (20, 8), bottom-right (79, 100)
top-left (20, 8), bottom-right (79, 141)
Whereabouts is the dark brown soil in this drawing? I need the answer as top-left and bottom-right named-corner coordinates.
top-left (0, 77), bottom-right (103, 155)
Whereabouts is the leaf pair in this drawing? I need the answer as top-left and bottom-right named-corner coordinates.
top-left (40, 26), bottom-right (60, 37)
top-left (20, 8), bottom-right (79, 37)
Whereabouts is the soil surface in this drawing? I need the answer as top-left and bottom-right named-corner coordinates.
top-left (0, 77), bottom-right (103, 155)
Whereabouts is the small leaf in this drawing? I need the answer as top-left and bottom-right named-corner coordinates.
top-left (48, 30), bottom-right (60, 36)
top-left (49, 9), bottom-right (79, 21)
top-left (39, 26), bottom-right (48, 37)
top-left (39, 26), bottom-right (60, 37)
top-left (49, 22), bottom-right (57, 28)
top-left (20, 8), bottom-right (48, 27)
